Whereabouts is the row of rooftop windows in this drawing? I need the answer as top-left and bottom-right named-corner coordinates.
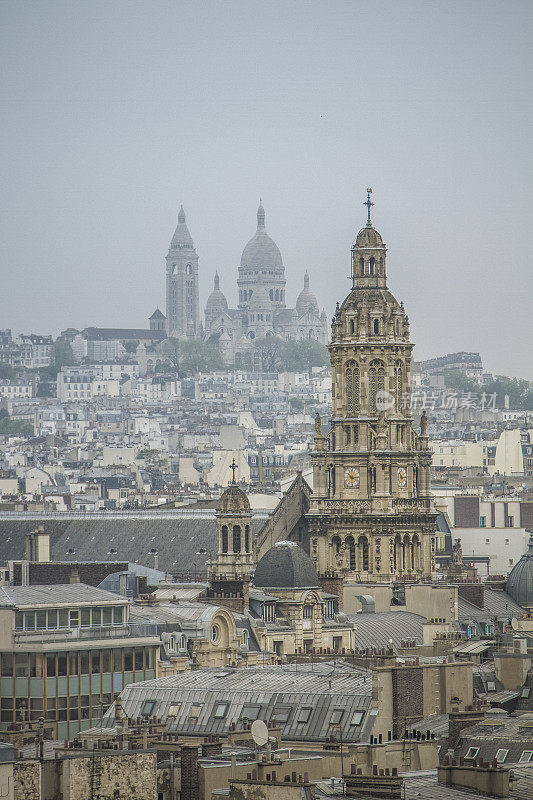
top-left (138, 699), bottom-right (364, 728)
top-left (14, 605), bottom-right (127, 632)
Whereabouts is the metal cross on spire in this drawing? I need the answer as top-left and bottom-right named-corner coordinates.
top-left (230, 458), bottom-right (238, 484)
top-left (364, 187), bottom-right (374, 227)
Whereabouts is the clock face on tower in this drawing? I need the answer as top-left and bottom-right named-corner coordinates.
top-left (397, 467), bottom-right (407, 487)
top-left (344, 468), bottom-right (360, 488)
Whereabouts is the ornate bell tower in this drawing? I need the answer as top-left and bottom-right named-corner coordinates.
top-left (308, 191), bottom-right (438, 583)
top-left (205, 463), bottom-right (254, 612)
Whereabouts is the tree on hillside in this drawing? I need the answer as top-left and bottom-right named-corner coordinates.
top-left (443, 369), bottom-right (479, 393)
top-left (53, 338), bottom-right (75, 369)
top-left (0, 412), bottom-right (33, 437)
top-left (0, 362), bottom-right (14, 379)
top-left (278, 339), bottom-right (329, 372)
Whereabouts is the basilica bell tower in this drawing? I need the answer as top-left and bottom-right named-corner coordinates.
top-left (308, 190), bottom-right (438, 583)
top-left (165, 206), bottom-right (200, 339)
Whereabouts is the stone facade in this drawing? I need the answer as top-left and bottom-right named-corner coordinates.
top-left (60, 751), bottom-right (157, 800)
top-left (204, 204), bottom-right (328, 364)
top-left (308, 199), bottom-right (438, 583)
top-left (166, 206), bottom-right (200, 339)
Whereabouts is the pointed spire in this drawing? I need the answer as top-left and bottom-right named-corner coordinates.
top-left (364, 188), bottom-right (374, 228)
top-left (304, 270), bottom-right (309, 289)
top-left (257, 200), bottom-right (265, 230)
top-left (214, 271), bottom-right (220, 290)
top-left (178, 205), bottom-right (186, 224)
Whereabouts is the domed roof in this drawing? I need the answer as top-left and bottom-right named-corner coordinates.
top-left (240, 203), bottom-right (283, 269)
top-left (217, 484), bottom-right (251, 514)
top-left (355, 225), bottom-right (384, 248)
top-left (206, 273), bottom-right (228, 312)
top-left (296, 272), bottom-right (319, 316)
top-left (253, 540), bottom-right (319, 589)
top-left (507, 533), bottom-right (533, 607)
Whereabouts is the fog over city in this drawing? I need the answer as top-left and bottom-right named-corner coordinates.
top-left (1, 0), bottom-right (531, 378)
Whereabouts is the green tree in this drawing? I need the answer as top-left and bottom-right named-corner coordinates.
top-left (251, 338), bottom-right (284, 372)
top-left (59, 328), bottom-right (80, 342)
top-left (124, 340), bottom-right (139, 353)
top-left (0, 412), bottom-right (33, 437)
top-left (483, 375), bottom-right (533, 410)
top-left (278, 339), bottom-right (329, 372)
top-left (53, 338), bottom-right (75, 369)
top-left (443, 369), bottom-right (478, 393)
top-left (37, 382), bottom-right (55, 398)
top-left (0, 362), bottom-right (14, 379)
top-left (179, 341), bottom-right (224, 375)
top-left (158, 338), bottom-right (181, 370)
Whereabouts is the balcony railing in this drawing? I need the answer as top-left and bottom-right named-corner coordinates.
top-left (13, 622), bottom-right (158, 644)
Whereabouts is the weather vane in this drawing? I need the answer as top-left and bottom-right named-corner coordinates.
top-left (364, 187), bottom-right (374, 227)
top-left (230, 458), bottom-right (238, 484)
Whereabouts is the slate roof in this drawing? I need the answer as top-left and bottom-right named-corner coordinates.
top-left (454, 710), bottom-right (533, 767)
top-left (253, 541), bottom-right (319, 590)
top-left (346, 611), bottom-right (426, 651)
top-left (458, 589), bottom-right (523, 623)
top-left (316, 765), bottom-right (533, 799)
top-left (0, 509), bottom-right (268, 574)
top-left (129, 601), bottom-right (222, 638)
top-left (0, 582), bottom-right (123, 609)
top-left (83, 327), bottom-right (166, 341)
top-left (102, 661), bottom-right (374, 744)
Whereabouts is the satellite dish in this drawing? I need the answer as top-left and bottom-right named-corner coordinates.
top-left (251, 719), bottom-right (269, 747)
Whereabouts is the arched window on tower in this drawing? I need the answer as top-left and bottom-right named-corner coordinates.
top-left (345, 361), bottom-right (360, 414)
top-left (412, 535), bottom-right (420, 570)
top-left (244, 524), bottom-right (250, 553)
top-left (233, 525), bottom-right (241, 553)
top-left (373, 319), bottom-right (379, 335)
top-left (402, 535), bottom-right (410, 571)
top-left (394, 360), bottom-right (403, 412)
top-left (394, 534), bottom-right (401, 571)
top-left (379, 257), bottom-right (383, 273)
top-left (349, 319), bottom-right (355, 334)
top-left (359, 257), bottom-right (364, 275)
top-left (369, 360), bottom-right (384, 412)
top-left (358, 536), bottom-right (369, 571)
top-left (269, 289), bottom-right (273, 300)
top-left (369, 257), bottom-right (375, 276)
top-left (332, 535), bottom-right (342, 556)
top-left (186, 264), bottom-right (193, 275)
top-left (346, 536), bottom-right (356, 570)
top-left (221, 525), bottom-right (228, 554)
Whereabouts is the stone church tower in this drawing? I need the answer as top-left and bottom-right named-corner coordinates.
top-left (308, 191), bottom-right (437, 583)
top-left (205, 479), bottom-right (254, 613)
top-left (165, 206), bottom-right (200, 339)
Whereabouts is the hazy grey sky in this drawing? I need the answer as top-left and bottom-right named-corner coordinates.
top-left (1, 0), bottom-right (531, 378)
